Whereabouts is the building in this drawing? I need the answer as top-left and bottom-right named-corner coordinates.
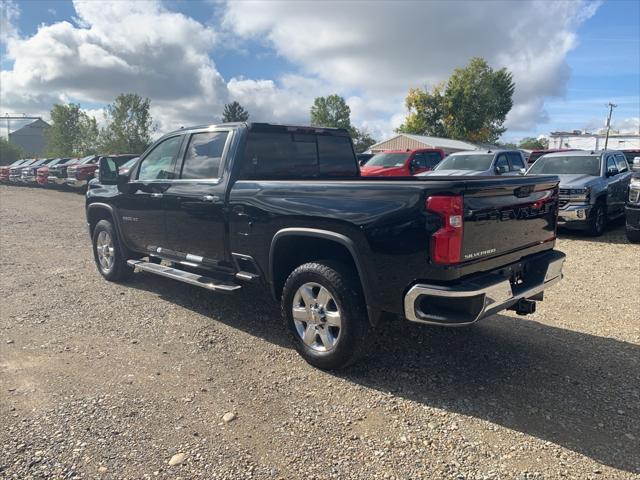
top-left (8, 119), bottom-right (50, 156)
top-left (549, 130), bottom-right (640, 150)
top-left (369, 133), bottom-right (478, 155)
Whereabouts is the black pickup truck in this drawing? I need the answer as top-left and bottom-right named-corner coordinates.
top-left (87, 122), bottom-right (565, 369)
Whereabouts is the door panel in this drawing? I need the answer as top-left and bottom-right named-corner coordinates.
top-left (163, 130), bottom-right (231, 265)
top-left (118, 134), bottom-right (184, 253)
top-left (118, 182), bottom-right (170, 252)
top-left (164, 182), bottom-right (228, 263)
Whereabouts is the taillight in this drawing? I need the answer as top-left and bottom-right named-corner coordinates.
top-left (426, 195), bottom-right (464, 264)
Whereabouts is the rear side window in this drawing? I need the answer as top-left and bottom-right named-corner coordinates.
top-left (240, 131), bottom-right (356, 179)
top-left (416, 151), bottom-right (442, 169)
top-left (180, 131), bottom-right (229, 179)
top-left (508, 152), bottom-right (525, 170)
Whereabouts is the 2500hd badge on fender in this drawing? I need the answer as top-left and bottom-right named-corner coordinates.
top-left (86, 122), bottom-right (565, 369)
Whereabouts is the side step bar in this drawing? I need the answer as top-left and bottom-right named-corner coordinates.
top-left (127, 260), bottom-right (241, 293)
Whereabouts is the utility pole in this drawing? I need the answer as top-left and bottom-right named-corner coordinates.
top-left (603, 102), bottom-right (617, 150)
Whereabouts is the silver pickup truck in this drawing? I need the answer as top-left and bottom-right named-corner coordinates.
top-left (526, 150), bottom-right (633, 236)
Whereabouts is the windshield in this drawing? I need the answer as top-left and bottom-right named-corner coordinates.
top-left (365, 152), bottom-right (409, 168)
top-left (79, 155), bottom-right (96, 165)
top-left (527, 155), bottom-right (601, 176)
top-left (434, 153), bottom-right (494, 171)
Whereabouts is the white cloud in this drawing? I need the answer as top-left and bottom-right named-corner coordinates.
top-left (1, 0), bottom-right (229, 132)
top-left (0, 0), bottom-right (19, 44)
top-left (0, 0), bottom-right (606, 143)
top-left (223, 0), bottom-right (601, 134)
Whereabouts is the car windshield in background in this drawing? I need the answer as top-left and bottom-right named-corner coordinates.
top-left (120, 158), bottom-right (138, 170)
top-left (434, 154), bottom-right (494, 171)
top-left (79, 155), bottom-right (96, 165)
top-left (365, 152), bottom-right (409, 167)
top-left (528, 155), bottom-right (601, 176)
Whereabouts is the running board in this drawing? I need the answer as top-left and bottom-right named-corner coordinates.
top-left (127, 260), bottom-right (241, 293)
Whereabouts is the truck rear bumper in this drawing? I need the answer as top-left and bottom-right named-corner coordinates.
top-left (404, 250), bottom-right (565, 326)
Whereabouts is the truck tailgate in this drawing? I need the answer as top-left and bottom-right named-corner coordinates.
top-left (461, 176), bottom-right (559, 262)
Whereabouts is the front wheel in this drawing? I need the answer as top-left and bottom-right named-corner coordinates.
top-left (281, 261), bottom-right (370, 370)
top-left (92, 219), bottom-right (133, 281)
top-left (587, 202), bottom-right (606, 236)
top-left (626, 225), bottom-right (640, 243)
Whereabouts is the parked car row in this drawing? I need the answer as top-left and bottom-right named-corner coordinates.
top-left (0, 154), bottom-right (138, 191)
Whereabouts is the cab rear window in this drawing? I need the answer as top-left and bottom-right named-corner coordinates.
top-left (240, 131), bottom-right (357, 179)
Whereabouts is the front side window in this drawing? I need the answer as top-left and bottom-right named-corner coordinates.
top-left (614, 153), bottom-right (628, 173)
top-left (137, 136), bottom-right (182, 181)
top-left (606, 155), bottom-right (617, 174)
top-left (180, 131), bottom-right (229, 180)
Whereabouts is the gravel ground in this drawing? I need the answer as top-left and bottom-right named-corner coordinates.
top-left (1, 185), bottom-right (639, 480)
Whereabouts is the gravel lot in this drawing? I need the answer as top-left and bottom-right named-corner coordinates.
top-left (1, 185), bottom-right (639, 480)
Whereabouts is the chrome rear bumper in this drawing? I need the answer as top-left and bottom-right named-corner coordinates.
top-left (404, 251), bottom-right (565, 326)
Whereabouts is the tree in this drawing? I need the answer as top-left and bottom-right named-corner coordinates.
top-left (396, 57), bottom-right (515, 143)
top-left (222, 101), bottom-right (250, 122)
top-left (518, 137), bottom-right (549, 150)
top-left (310, 94), bottom-right (352, 130)
top-left (100, 93), bottom-right (153, 154)
top-left (352, 128), bottom-right (377, 153)
top-left (310, 94), bottom-right (376, 152)
top-left (45, 103), bottom-right (98, 157)
top-left (396, 85), bottom-right (447, 137)
top-left (0, 138), bottom-right (26, 165)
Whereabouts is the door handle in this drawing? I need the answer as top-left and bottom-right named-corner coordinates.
top-left (151, 193), bottom-right (163, 198)
top-left (202, 195), bottom-right (220, 202)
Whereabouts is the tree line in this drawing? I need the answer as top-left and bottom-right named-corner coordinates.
top-left (4, 55), bottom-right (532, 164)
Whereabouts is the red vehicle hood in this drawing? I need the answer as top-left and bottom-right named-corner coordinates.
top-left (360, 165), bottom-right (407, 177)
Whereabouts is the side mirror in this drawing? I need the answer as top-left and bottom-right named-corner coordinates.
top-left (606, 166), bottom-right (619, 177)
top-left (98, 157), bottom-right (118, 185)
top-left (519, 168), bottom-right (526, 175)
top-left (633, 157), bottom-right (640, 172)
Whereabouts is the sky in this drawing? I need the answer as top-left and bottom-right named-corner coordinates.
top-left (1, 0), bottom-right (638, 143)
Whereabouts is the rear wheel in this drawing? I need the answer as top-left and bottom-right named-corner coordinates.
top-left (92, 220), bottom-right (133, 281)
top-left (587, 202), bottom-right (606, 236)
top-left (281, 261), bottom-right (370, 370)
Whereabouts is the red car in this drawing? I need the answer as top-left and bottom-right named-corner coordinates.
top-left (527, 149), bottom-right (577, 165)
top-left (66, 154), bottom-right (137, 190)
top-left (360, 149), bottom-right (445, 177)
top-left (36, 158), bottom-right (70, 185)
top-left (0, 159), bottom-right (29, 182)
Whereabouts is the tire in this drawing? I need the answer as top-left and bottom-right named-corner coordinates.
top-left (92, 219), bottom-right (133, 281)
top-left (626, 226), bottom-right (640, 243)
top-left (587, 202), bottom-right (606, 236)
top-left (281, 260), bottom-right (370, 370)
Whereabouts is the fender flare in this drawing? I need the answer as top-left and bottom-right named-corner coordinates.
top-left (269, 227), bottom-right (376, 321)
top-left (86, 202), bottom-right (134, 255)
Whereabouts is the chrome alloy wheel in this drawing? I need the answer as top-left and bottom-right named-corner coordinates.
top-left (96, 230), bottom-right (115, 272)
top-left (292, 282), bottom-right (342, 352)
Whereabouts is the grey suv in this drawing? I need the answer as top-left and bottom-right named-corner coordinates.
top-left (419, 150), bottom-right (527, 177)
top-left (526, 150), bottom-right (632, 235)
